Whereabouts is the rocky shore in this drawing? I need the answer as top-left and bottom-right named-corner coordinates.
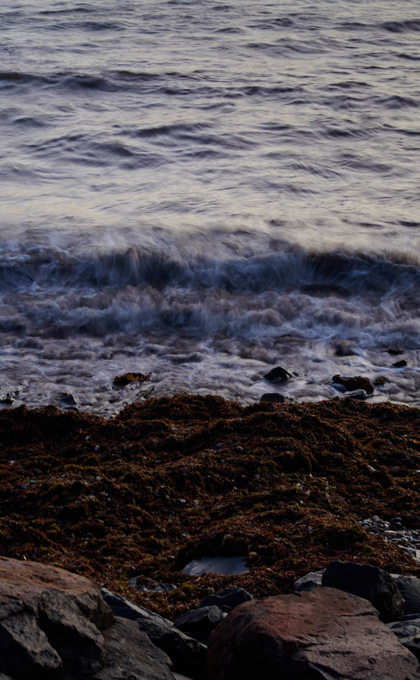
top-left (0, 393), bottom-right (419, 677)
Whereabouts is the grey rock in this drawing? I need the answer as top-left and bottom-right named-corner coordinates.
top-left (388, 617), bottom-right (420, 660)
top-left (94, 617), bottom-right (174, 680)
top-left (174, 606), bottom-right (225, 644)
top-left (293, 569), bottom-right (325, 592)
top-left (322, 560), bottom-right (404, 622)
top-left (260, 393), bottom-right (285, 403)
top-left (198, 586), bottom-right (253, 612)
top-left (395, 575), bottom-right (420, 616)
top-left (101, 588), bottom-right (206, 679)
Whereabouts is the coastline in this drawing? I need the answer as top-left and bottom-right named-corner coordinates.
top-left (1, 393), bottom-right (419, 619)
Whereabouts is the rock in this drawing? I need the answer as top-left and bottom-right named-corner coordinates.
top-left (174, 606), bottom-right (225, 644)
top-left (388, 616), bottom-right (420, 661)
top-left (344, 389), bottom-right (368, 400)
top-left (198, 586), bottom-right (253, 612)
top-left (94, 616), bottom-right (174, 680)
top-left (0, 557), bottom-right (176, 680)
top-left (393, 360), bottom-right (408, 368)
top-left (394, 575), bottom-right (420, 616)
top-left (322, 560), bottom-right (404, 622)
top-left (113, 372), bottom-right (150, 387)
top-left (0, 556), bottom-right (114, 678)
top-left (263, 366), bottom-right (293, 383)
top-left (207, 587), bottom-right (419, 680)
top-left (59, 392), bottom-right (78, 406)
top-left (101, 588), bottom-right (206, 679)
top-left (332, 374), bottom-right (374, 395)
top-left (293, 569), bottom-right (324, 592)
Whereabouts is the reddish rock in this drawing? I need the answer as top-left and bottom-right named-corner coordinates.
top-left (207, 587), bottom-right (419, 680)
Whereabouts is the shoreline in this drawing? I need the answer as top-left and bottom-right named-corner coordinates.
top-left (1, 393), bottom-right (419, 618)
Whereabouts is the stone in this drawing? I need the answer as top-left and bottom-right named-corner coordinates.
top-left (394, 575), bottom-right (420, 616)
top-left (322, 560), bottom-right (404, 622)
top-left (332, 374), bottom-right (374, 395)
top-left (174, 606), bottom-right (225, 644)
top-left (207, 587), bottom-right (419, 680)
top-left (0, 556), bottom-right (114, 678)
top-left (0, 557), bottom-right (178, 680)
top-left (263, 366), bottom-right (293, 383)
top-left (293, 569), bottom-right (324, 592)
top-left (388, 616), bottom-right (420, 661)
top-left (101, 588), bottom-right (206, 679)
top-left (393, 360), bottom-right (408, 368)
top-left (198, 586), bottom-right (253, 612)
top-left (94, 616), bottom-right (174, 680)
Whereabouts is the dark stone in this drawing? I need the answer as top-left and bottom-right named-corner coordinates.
top-left (94, 617), bottom-right (174, 680)
top-left (101, 588), bottom-right (206, 679)
top-left (0, 557), bottom-right (176, 680)
top-left (198, 586), bottom-right (253, 612)
top-left (393, 360), bottom-right (408, 368)
top-left (388, 616), bottom-right (420, 661)
top-left (332, 375), bottom-right (374, 395)
top-left (322, 561), bottom-right (404, 622)
top-left (60, 392), bottom-right (78, 406)
top-left (174, 606), bottom-right (225, 644)
top-left (207, 588), bottom-right (419, 680)
top-left (260, 393), bottom-right (285, 403)
top-left (263, 366), bottom-right (293, 383)
top-left (394, 576), bottom-right (420, 616)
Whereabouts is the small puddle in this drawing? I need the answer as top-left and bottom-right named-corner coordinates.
top-left (182, 555), bottom-right (249, 576)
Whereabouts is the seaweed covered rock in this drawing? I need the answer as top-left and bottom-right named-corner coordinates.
top-left (207, 588), bottom-right (419, 680)
top-left (332, 374), bottom-right (374, 395)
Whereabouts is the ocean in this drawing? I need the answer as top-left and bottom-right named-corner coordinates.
top-left (0, 0), bottom-right (419, 414)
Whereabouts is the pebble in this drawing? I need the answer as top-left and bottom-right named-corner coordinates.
top-left (359, 516), bottom-right (420, 563)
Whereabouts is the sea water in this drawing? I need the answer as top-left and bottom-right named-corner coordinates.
top-left (0, 0), bottom-right (419, 414)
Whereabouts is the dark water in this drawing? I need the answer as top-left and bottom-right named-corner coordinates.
top-left (0, 0), bottom-right (419, 413)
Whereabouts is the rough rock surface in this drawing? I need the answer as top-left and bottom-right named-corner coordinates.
top-left (207, 587), bottom-right (419, 680)
top-left (101, 588), bottom-right (206, 679)
top-left (332, 374), bottom-right (374, 394)
top-left (322, 560), bottom-right (404, 621)
top-left (0, 557), bottom-right (174, 680)
top-left (388, 616), bottom-right (420, 661)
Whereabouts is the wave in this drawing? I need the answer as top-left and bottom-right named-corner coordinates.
top-left (0, 243), bottom-right (418, 299)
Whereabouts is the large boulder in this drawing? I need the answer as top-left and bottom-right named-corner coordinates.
top-left (207, 587), bottom-right (419, 680)
top-left (322, 560), bottom-right (404, 622)
top-left (101, 588), bottom-right (206, 679)
top-left (198, 586), bottom-right (253, 612)
top-left (0, 556), bottom-right (174, 680)
top-left (174, 606), bottom-right (225, 644)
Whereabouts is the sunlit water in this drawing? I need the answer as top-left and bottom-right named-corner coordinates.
top-left (0, 0), bottom-right (419, 414)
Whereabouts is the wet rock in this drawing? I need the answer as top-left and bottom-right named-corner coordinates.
top-left (387, 347), bottom-right (404, 355)
top-left (101, 588), bottom-right (206, 679)
top-left (388, 616), bottom-right (420, 661)
top-left (333, 340), bottom-right (356, 356)
top-left (59, 392), bottom-right (78, 407)
top-left (394, 575), bottom-right (420, 616)
top-left (207, 587), bottom-right (419, 680)
top-left (260, 393), bottom-right (285, 403)
top-left (263, 366), bottom-right (293, 383)
top-left (322, 560), bottom-right (404, 622)
top-left (374, 375), bottom-right (389, 386)
top-left (393, 360), bottom-right (408, 368)
top-left (174, 606), bottom-right (225, 644)
top-left (198, 586), bottom-right (253, 613)
top-left (293, 569), bottom-right (324, 592)
top-left (332, 374), bottom-right (374, 395)
top-left (0, 393), bottom-right (14, 405)
top-left (344, 388), bottom-right (369, 400)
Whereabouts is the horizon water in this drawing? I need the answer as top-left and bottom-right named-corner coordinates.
top-left (0, 0), bottom-right (419, 414)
